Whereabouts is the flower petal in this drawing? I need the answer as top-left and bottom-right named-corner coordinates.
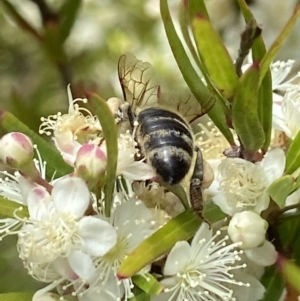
top-left (191, 222), bottom-right (212, 251)
top-left (245, 240), bottom-right (277, 266)
top-left (27, 186), bottom-right (51, 220)
top-left (68, 250), bottom-right (96, 280)
top-left (164, 241), bottom-right (190, 276)
top-left (121, 161), bottom-right (156, 181)
top-left (272, 103), bottom-right (292, 137)
top-left (79, 216), bottom-right (117, 256)
top-left (261, 148), bottom-right (285, 184)
top-left (213, 193), bottom-right (237, 216)
top-left (52, 176), bottom-right (90, 217)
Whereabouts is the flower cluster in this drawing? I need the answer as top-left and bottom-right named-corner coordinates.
top-left (0, 56), bottom-right (300, 301)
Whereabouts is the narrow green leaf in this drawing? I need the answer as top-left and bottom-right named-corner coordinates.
top-left (59, 0), bottom-right (82, 42)
top-left (0, 111), bottom-right (72, 179)
top-left (0, 292), bottom-right (34, 301)
top-left (88, 94), bottom-right (118, 217)
top-left (202, 199), bottom-right (227, 223)
top-left (259, 265), bottom-right (284, 301)
top-left (192, 15), bottom-right (239, 99)
top-left (132, 274), bottom-right (164, 295)
top-left (237, 0), bottom-right (273, 151)
top-left (258, 70), bottom-right (272, 151)
top-left (160, 0), bottom-right (213, 105)
top-left (117, 209), bottom-right (201, 278)
top-left (188, 0), bottom-right (209, 19)
top-left (1, 0), bottom-right (42, 40)
top-left (178, 1), bottom-right (203, 71)
top-left (260, 5), bottom-right (300, 84)
top-left (236, 0), bottom-right (254, 21)
top-left (278, 256), bottom-right (300, 294)
top-left (164, 183), bottom-right (189, 210)
top-left (267, 175), bottom-right (295, 208)
top-left (232, 63), bottom-right (265, 151)
top-left (0, 196), bottom-right (29, 219)
top-left (129, 287), bottom-right (150, 301)
top-left (160, 0), bottom-right (234, 145)
top-left (286, 131), bottom-right (300, 174)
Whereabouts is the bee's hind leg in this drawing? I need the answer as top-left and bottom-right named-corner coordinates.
top-left (189, 147), bottom-right (208, 223)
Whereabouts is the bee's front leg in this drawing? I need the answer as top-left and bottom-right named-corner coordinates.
top-left (189, 147), bottom-right (206, 221)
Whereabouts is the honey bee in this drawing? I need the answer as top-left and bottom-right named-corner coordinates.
top-left (117, 53), bottom-right (214, 218)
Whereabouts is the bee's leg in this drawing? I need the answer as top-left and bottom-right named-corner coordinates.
top-left (190, 147), bottom-right (206, 221)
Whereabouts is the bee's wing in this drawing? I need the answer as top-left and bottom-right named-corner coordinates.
top-left (118, 53), bottom-right (160, 114)
top-left (159, 88), bottom-right (215, 123)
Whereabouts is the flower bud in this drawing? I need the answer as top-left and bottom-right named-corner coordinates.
top-left (0, 132), bottom-right (34, 169)
top-left (228, 211), bottom-right (268, 249)
top-left (75, 143), bottom-right (107, 186)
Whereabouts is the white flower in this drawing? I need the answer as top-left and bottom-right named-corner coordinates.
top-left (17, 176), bottom-right (117, 282)
top-left (207, 148), bottom-right (285, 215)
top-left (152, 223), bottom-right (248, 301)
top-left (39, 86), bottom-right (102, 166)
top-left (271, 60), bottom-right (298, 93)
top-left (112, 132), bottom-right (156, 181)
top-left (273, 85), bottom-right (300, 138)
top-left (75, 197), bottom-right (157, 300)
top-left (228, 211), bottom-right (268, 249)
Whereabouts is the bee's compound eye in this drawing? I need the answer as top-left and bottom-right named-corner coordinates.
top-left (150, 150), bottom-right (191, 185)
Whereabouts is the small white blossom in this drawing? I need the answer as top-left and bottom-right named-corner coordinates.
top-left (271, 60), bottom-right (298, 93)
top-left (207, 148), bottom-right (285, 215)
top-left (17, 176), bottom-right (117, 282)
top-left (228, 211), bottom-right (268, 249)
top-left (39, 86), bottom-right (102, 166)
top-left (75, 198), bottom-right (157, 300)
top-left (273, 85), bottom-right (300, 138)
top-left (152, 223), bottom-right (248, 301)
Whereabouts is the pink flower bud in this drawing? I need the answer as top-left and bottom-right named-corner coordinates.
top-left (0, 132), bottom-right (34, 168)
top-left (75, 143), bottom-right (107, 184)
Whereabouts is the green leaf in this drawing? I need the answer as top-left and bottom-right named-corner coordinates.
top-left (267, 175), bottom-right (295, 208)
top-left (257, 70), bottom-right (272, 151)
top-left (0, 111), bottom-right (72, 179)
top-left (129, 287), bottom-right (150, 301)
top-left (160, 0), bottom-right (234, 145)
top-left (259, 265), bottom-right (284, 301)
top-left (132, 274), bottom-right (164, 295)
top-left (0, 196), bottom-right (29, 219)
top-left (0, 292), bottom-right (34, 301)
top-left (202, 199), bottom-right (227, 223)
top-left (236, 0), bottom-right (273, 151)
top-left (278, 256), bottom-right (300, 294)
top-left (286, 131), bottom-right (300, 174)
top-left (117, 209), bottom-right (201, 278)
top-left (187, 0), bottom-right (209, 20)
top-left (163, 183), bottom-right (189, 210)
top-left (232, 63), bottom-right (265, 151)
top-left (178, 2), bottom-right (202, 71)
top-left (1, 0), bottom-right (42, 40)
top-left (192, 15), bottom-right (239, 99)
top-left (87, 94), bottom-right (118, 217)
top-left (59, 0), bottom-right (82, 42)
top-left (260, 5), bottom-right (300, 84)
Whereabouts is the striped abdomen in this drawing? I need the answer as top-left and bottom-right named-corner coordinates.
top-left (136, 107), bottom-right (194, 185)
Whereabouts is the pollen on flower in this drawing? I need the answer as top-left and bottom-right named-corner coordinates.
top-left (39, 86), bottom-right (102, 144)
top-left (18, 209), bottom-right (84, 265)
top-left (219, 159), bottom-right (268, 209)
top-left (160, 223), bottom-right (248, 301)
top-left (196, 121), bottom-right (230, 160)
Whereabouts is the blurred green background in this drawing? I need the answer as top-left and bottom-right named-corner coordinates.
top-left (0, 0), bottom-right (300, 294)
